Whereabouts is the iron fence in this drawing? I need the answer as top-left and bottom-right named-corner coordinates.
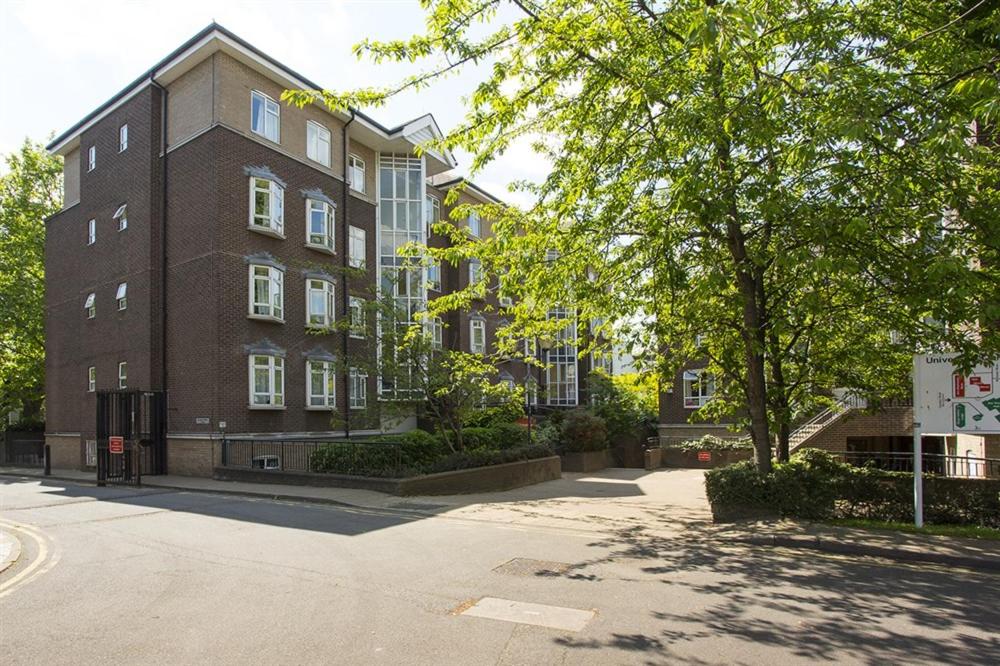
top-left (221, 438), bottom-right (403, 476)
top-left (1, 431), bottom-right (45, 467)
top-left (830, 451), bottom-right (1000, 479)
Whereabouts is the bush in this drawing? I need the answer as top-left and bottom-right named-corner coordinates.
top-left (378, 430), bottom-right (450, 468)
top-left (560, 409), bottom-right (609, 452)
top-left (309, 441), bottom-right (412, 478)
top-left (705, 448), bottom-right (1000, 527)
top-left (463, 400), bottom-right (524, 428)
top-left (674, 434), bottom-right (753, 452)
top-left (588, 372), bottom-right (656, 445)
top-left (456, 423), bottom-right (528, 451)
top-left (421, 444), bottom-right (554, 475)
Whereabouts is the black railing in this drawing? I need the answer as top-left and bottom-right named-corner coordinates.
top-left (1, 431), bottom-right (45, 467)
top-left (221, 438), bottom-right (403, 477)
top-left (830, 451), bottom-right (1000, 479)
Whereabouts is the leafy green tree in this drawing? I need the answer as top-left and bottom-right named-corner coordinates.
top-left (0, 139), bottom-right (61, 420)
top-left (288, 1), bottom-right (1000, 472)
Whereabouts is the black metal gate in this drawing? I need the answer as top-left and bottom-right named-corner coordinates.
top-left (96, 390), bottom-right (167, 485)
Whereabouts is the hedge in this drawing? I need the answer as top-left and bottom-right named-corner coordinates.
top-left (705, 449), bottom-right (1000, 528)
top-left (421, 444), bottom-right (555, 475)
top-left (673, 434), bottom-right (753, 452)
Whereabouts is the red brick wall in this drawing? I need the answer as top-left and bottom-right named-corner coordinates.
top-left (799, 406), bottom-right (913, 452)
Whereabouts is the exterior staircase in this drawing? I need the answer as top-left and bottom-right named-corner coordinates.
top-left (788, 395), bottom-right (866, 453)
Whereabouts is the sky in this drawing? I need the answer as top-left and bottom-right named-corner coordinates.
top-left (0, 0), bottom-right (546, 206)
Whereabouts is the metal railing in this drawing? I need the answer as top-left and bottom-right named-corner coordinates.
top-left (1, 431), bottom-right (45, 467)
top-left (220, 438), bottom-right (403, 477)
top-left (829, 451), bottom-right (1000, 479)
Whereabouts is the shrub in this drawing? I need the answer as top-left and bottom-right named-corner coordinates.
top-left (533, 418), bottom-right (562, 450)
top-left (463, 400), bottom-right (524, 428)
top-left (674, 434), bottom-right (753, 452)
top-left (560, 409), bottom-right (609, 452)
top-left (421, 444), bottom-right (555, 475)
top-left (588, 372), bottom-right (656, 445)
top-left (705, 448), bottom-right (1000, 527)
top-left (309, 441), bottom-right (411, 478)
top-left (377, 430), bottom-right (450, 468)
top-left (456, 424), bottom-right (528, 451)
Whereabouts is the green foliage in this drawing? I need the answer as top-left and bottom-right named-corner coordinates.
top-left (0, 139), bottom-right (61, 416)
top-left (588, 371), bottom-right (656, 445)
top-left (375, 430), bottom-right (450, 469)
top-left (705, 449), bottom-right (1000, 528)
top-left (673, 435), bottom-right (753, 453)
top-left (421, 444), bottom-right (554, 475)
top-left (309, 442), bottom-right (410, 478)
top-left (532, 418), bottom-right (562, 451)
top-left (560, 409), bottom-right (609, 453)
top-left (460, 423), bottom-right (528, 450)
top-left (288, 0), bottom-right (1000, 473)
top-left (463, 399), bottom-right (524, 428)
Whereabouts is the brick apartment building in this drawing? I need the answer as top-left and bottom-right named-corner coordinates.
top-left (43, 24), bottom-right (607, 477)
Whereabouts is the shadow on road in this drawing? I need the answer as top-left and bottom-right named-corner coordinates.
top-left (546, 523), bottom-right (1000, 664)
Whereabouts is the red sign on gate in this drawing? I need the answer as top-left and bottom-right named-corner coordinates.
top-left (109, 436), bottom-right (124, 454)
top-left (697, 451), bottom-right (711, 462)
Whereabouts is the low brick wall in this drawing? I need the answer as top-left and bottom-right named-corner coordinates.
top-left (213, 455), bottom-right (562, 496)
top-left (45, 434), bottom-right (82, 470)
top-left (561, 449), bottom-right (614, 473)
top-left (800, 406), bottom-right (913, 452)
top-left (168, 437), bottom-right (219, 478)
top-left (661, 447), bottom-right (753, 469)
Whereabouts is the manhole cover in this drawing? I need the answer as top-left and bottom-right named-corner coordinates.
top-left (493, 558), bottom-right (572, 577)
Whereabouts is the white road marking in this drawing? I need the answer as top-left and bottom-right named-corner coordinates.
top-left (460, 597), bottom-right (595, 632)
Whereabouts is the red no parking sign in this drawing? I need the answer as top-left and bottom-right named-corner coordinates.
top-left (109, 436), bottom-right (124, 454)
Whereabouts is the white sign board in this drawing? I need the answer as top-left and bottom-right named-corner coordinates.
top-left (913, 353), bottom-right (1000, 435)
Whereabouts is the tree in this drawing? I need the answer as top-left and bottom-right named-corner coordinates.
top-left (287, 1), bottom-right (1000, 472)
top-left (0, 139), bottom-right (61, 420)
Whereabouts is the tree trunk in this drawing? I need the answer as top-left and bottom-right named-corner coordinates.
top-left (767, 330), bottom-right (791, 463)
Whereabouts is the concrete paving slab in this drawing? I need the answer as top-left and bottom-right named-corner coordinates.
top-left (460, 597), bottom-right (596, 632)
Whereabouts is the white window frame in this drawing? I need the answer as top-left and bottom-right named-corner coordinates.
top-left (468, 210), bottom-right (482, 237)
top-left (427, 259), bottom-right (441, 291)
top-left (432, 317), bottom-right (444, 350)
top-left (349, 367), bottom-right (367, 409)
top-left (116, 282), bottom-right (127, 311)
top-left (305, 199), bottom-right (335, 252)
top-left (306, 120), bottom-right (331, 167)
top-left (499, 295), bottom-right (513, 308)
top-left (349, 297), bottom-right (366, 338)
top-left (84, 292), bottom-right (96, 319)
top-left (114, 203), bottom-right (127, 231)
top-left (250, 90), bottom-right (280, 143)
top-left (87, 145), bottom-right (96, 171)
top-left (425, 195), bottom-right (440, 235)
top-left (468, 258), bottom-right (483, 286)
top-left (87, 219), bottom-right (96, 245)
top-left (348, 154), bottom-right (366, 194)
top-left (87, 366), bottom-right (96, 392)
top-left (348, 225), bottom-right (366, 268)
top-left (117, 361), bottom-right (127, 389)
top-left (249, 177), bottom-right (284, 236)
top-left (306, 278), bottom-right (335, 329)
top-left (119, 124), bottom-right (128, 152)
top-left (470, 319), bottom-right (486, 354)
top-left (306, 360), bottom-right (336, 409)
top-left (248, 264), bottom-right (284, 321)
top-left (249, 354), bottom-right (285, 408)
top-left (683, 369), bottom-right (715, 409)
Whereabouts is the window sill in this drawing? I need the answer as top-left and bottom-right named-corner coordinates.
top-left (305, 405), bottom-right (336, 411)
top-left (349, 406), bottom-right (367, 411)
top-left (348, 262), bottom-right (367, 271)
top-left (306, 324), bottom-right (335, 333)
top-left (248, 225), bottom-right (286, 240)
top-left (248, 314), bottom-right (285, 324)
top-left (305, 243), bottom-right (336, 256)
top-left (248, 404), bottom-right (286, 411)
top-left (349, 186), bottom-right (366, 196)
top-left (250, 130), bottom-right (280, 146)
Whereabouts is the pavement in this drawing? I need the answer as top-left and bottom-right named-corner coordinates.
top-left (1, 469), bottom-right (998, 664)
top-left (2, 464), bottom-right (997, 572)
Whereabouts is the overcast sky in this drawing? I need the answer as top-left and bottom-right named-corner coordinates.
top-left (0, 0), bottom-right (544, 206)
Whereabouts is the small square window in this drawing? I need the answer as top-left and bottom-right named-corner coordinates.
top-left (116, 282), bottom-right (127, 311)
top-left (88, 145), bottom-right (96, 172)
top-left (87, 367), bottom-right (96, 392)
top-left (118, 361), bottom-right (127, 389)
top-left (84, 292), bottom-right (96, 319)
top-left (119, 124), bottom-right (128, 152)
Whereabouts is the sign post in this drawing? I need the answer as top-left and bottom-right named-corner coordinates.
top-left (913, 353), bottom-right (1000, 528)
top-left (912, 358), bottom-right (924, 527)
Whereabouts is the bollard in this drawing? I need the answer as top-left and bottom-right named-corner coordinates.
top-left (44, 444), bottom-right (52, 476)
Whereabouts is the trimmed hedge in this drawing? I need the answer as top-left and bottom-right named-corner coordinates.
top-left (561, 409), bottom-right (609, 452)
top-left (705, 449), bottom-right (1000, 528)
top-left (421, 444), bottom-right (555, 475)
top-left (673, 434), bottom-right (753, 452)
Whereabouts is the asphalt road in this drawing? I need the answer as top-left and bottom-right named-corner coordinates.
top-left (1, 476), bottom-right (998, 665)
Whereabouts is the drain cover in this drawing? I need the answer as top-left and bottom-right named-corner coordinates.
top-left (493, 558), bottom-right (572, 577)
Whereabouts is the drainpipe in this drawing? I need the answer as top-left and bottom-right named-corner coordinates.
top-left (150, 75), bottom-right (169, 397)
top-left (342, 110), bottom-right (356, 438)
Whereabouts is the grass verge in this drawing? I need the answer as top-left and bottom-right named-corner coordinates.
top-left (827, 518), bottom-right (1000, 541)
